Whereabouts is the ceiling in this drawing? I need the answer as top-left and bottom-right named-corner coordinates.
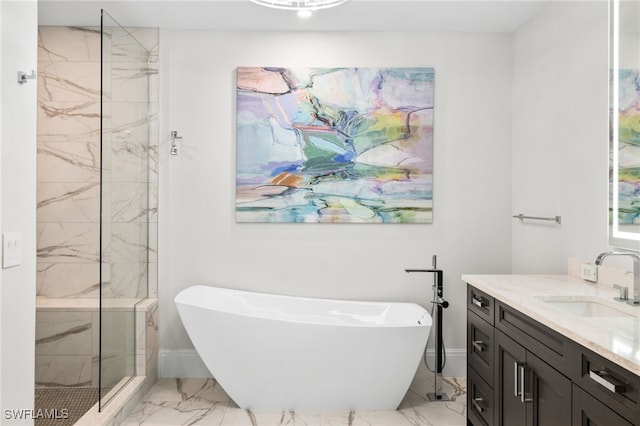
top-left (38, 0), bottom-right (550, 33)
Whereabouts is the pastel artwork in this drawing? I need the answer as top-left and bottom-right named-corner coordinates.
top-left (236, 67), bottom-right (434, 223)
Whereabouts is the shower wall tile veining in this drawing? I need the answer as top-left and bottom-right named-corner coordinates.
top-left (35, 25), bottom-right (159, 392)
top-left (35, 308), bottom-right (97, 387)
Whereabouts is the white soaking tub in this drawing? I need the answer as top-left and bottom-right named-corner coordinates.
top-left (175, 285), bottom-right (431, 410)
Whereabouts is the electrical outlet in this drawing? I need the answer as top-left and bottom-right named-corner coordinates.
top-left (580, 263), bottom-right (598, 282)
top-left (2, 231), bottom-right (22, 268)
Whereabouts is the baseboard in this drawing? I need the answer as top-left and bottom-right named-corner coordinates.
top-left (159, 349), bottom-right (212, 378)
top-left (159, 348), bottom-right (467, 379)
top-left (427, 348), bottom-right (466, 377)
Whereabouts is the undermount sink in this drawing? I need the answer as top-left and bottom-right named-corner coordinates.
top-left (537, 296), bottom-right (635, 318)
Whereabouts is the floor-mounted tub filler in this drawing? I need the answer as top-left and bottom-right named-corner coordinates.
top-left (175, 285), bottom-right (431, 410)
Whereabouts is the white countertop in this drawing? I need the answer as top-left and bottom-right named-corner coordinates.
top-left (462, 274), bottom-right (640, 377)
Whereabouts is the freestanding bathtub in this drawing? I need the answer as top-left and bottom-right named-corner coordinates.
top-left (175, 285), bottom-right (431, 410)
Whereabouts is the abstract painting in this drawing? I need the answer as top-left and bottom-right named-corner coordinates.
top-left (615, 69), bottom-right (640, 225)
top-left (236, 67), bottom-right (434, 223)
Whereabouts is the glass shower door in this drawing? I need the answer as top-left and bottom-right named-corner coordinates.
top-left (100, 9), bottom-right (150, 409)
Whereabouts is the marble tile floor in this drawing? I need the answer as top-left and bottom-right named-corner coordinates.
top-left (121, 376), bottom-right (466, 426)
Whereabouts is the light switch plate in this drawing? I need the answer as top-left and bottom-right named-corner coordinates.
top-left (3, 231), bottom-right (22, 268)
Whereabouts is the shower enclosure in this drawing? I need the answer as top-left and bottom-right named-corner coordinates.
top-left (99, 9), bottom-right (152, 409)
top-left (35, 11), bottom-right (158, 422)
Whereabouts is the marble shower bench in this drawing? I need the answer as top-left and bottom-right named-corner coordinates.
top-left (35, 297), bottom-right (158, 391)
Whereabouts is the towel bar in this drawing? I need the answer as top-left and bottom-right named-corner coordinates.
top-left (512, 213), bottom-right (561, 224)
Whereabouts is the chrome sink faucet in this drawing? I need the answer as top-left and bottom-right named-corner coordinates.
top-left (595, 251), bottom-right (640, 305)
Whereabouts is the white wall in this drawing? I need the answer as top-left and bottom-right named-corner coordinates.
top-left (0, 0), bottom-right (38, 424)
top-left (0, 0), bottom-right (4, 413)
top-left (158, 30), bottom-right (514, 377)
top-left (511, 1), bottom-right (610, 273)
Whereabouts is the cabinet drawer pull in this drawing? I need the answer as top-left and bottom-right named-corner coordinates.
top-left (589, 370), bottom-right (626, 394)
top-left (472, 340), bottom-right (486, 352)
top-left (472, 397), bottom-right (485, 413)
top-left (520, 365), bottom-right (531, 403)
top-left (514, 362), bottom-right (520, 398)
top-left (520, 365), bottom-right (526, 403)
top-left (472, 295), bottom-right (488, 308)
top-left (514, 362), bottom-right (532, 403)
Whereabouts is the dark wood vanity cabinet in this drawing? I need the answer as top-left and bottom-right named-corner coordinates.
top-left (494, 329), bottom-right (571, 426)
top-left (467, 286), bottom-right (495, 426)
top-left (467, 284), bottom-right (640, 426)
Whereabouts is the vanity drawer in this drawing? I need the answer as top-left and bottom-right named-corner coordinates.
top-left (468, 365), bottom-right (494, 426)
top-left (467, 285), bottom-right (494, 325)
top-left (573, 384), bottom-right (634, 426)
top-left (468, 310), bottom-right (494, 387)
top-left (573, 346), bottom-right (640, 424)
top-left (495, 300), bottom-right (574, 374)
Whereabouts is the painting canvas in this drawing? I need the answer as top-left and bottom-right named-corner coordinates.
top-left (615, 69), bottom-right (640, 225)
top-left (236, 67), bottom-right (434, 223)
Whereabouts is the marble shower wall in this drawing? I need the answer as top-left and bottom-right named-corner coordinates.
top-left (37, 26), bottom-right (158, 299)
top-left (35, 307), bottom-right (98, 387)
top-left (36, 25), bottom-right (158, 391)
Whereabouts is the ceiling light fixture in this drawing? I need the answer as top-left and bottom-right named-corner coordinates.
top-left (250, 0), bottom-right (351, 12)
top-left (297, 10), bottom-right (314, 18)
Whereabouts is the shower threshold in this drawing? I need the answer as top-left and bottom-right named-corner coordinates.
top-left (73, 376), bottom-right (146, 425)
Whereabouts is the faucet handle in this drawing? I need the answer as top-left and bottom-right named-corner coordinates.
top-left (613, 284), bottom-right (629, 301)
